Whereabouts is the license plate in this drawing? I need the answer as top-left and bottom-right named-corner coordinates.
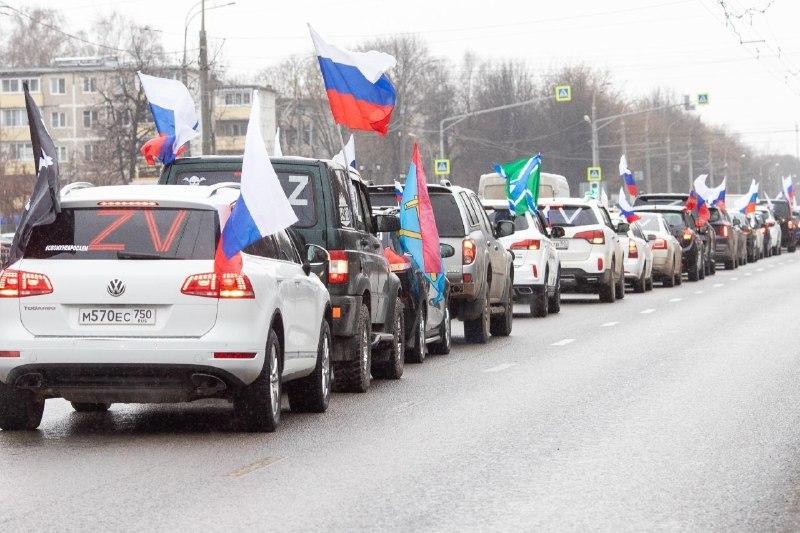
top-left (78, 307), bottom-right (156, 326)
top-left (554, 239), bottom-right (569, 250)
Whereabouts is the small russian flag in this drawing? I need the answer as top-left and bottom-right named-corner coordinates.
top-left (619, 155), bottom-right (637, 197)
top-left (617, 187), bottom-right (640, 223)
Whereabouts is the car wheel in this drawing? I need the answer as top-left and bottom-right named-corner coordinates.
top-left (599, 269), bottom-right (616, 303)
top-left (464, 297), bottom-right (490, 344)
top-left (287, 319), bottom-right (332, 413)
top-left (235, 327), bottom-right (282, 433)
top-left (406, 307), bottom-right (427, 364)
top-left (0, 382), bottom-right (44, 431)
top-left (71, 402), bottom-right (111, 413)
top-left (530, 285), bottom-right (549, 318)
top-left (490, 282), bottom-right (513, 336)
top-left (724, 259), bottom-right (734, 270)
top-left (373, 298), bottom-right (405, 380)
top-left (615, 268), bottom-right (625, 299)
top-left (688, 251), bottom-right (701, 281)
top-left (429, 305), bottom-right (451, 355)
top-left (548, 272), bottom-right (561, 314)
top-left (633, 267), bottom-right (646, 293)
top-left (333, 304), bottom-right (372, 392)
top-left (788, 243), bottom-right (796, 253)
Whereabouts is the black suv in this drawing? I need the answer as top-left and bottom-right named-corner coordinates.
top-left (633, 205), bottom-right (706, 281)
top-left (757, 199), bottom-right (797, 252)
top-left (160, 156), bottom-right (405, 393)
top-left (634, 193), bottom-right (716, 276)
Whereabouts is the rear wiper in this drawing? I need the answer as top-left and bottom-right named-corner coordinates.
top-left (116, 251), bottom-right (180, 260)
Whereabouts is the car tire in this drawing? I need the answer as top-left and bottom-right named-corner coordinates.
top-left (530, 285), bottom-right (549, 318)
top-left (0, 382), bottom-right (44, 431)
top-left (287, 320), bottom-right (332, 414)
top-left (464, 297), bottom-right (491, 344)
top-left (235, 327), bottom-right (282, 433)
top-left (663, 270), bottom-right (675, 288)
top-left (599, 270), bottom-right (616, 303)
top-left (645, 273), bottom-right (654, 291)
top-left (373, 298), bottom-right (405, 380)
top-left (71, 402), bottom-right (111, 413)
top-left (633, 268), bottom-right (646, 293)
top-left (688, 251), bottom-right (701, 281)
top-left (547, 274), bottom-right (561, 314)
top-left (490, 282), bottom-right (513, 336)
top-left (724, 259), bottom-right (734, 270)
top-left (788, 243), bottom-right (796, 253)
top-left (333, 304), bottom-right (372, 392)
top-left (429, 306), bottom-right (451, 355)
top-left (406, 308), bottom-right (426, 364)
top-left (615, 268), bottom-right (626, 299)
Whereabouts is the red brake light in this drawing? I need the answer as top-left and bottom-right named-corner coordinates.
top-left (574, 229), bottom-right (605, 245)
top-left (181, 272), bottom-right (255, 299)
top-left (511, 239), bottom-right (540, 250)
top-left (628, 240), bottom-right (638, 258)
top-left (462, 238), bottom-right (476, 265)
top-left (328, 250), bottom-right (349, 284)
top-left (651, 238), bottom-right (668, 250)
top-left (0, 270), bottom-right (53, 298)
top-left (0, 351), bottom-right (20, 358)
top-left (716, 225), bottom-right (729, 238)
top-left (214, 352), bottom-right (256, 359)
top-left (682, 228), bottom-right (693, 241)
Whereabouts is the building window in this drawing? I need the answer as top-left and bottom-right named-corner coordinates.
top-left (83, 109), bottom-right (98, 128)
top-left (1, 108), bottom-right (28, 127)
top-left (51, 112), bottom-right (67, 128)
top-left (57, 146), bottom-right (68, 162)
top-left (8, 143), bottom-right (33, 161)
top-left (120, 109), bottom-right (131, 127)
top-left (220, 120), bottom-right (248, 136)
top-left (84, 144), bottom-right (96, 161)
top-left (50, 77), bottom-right (66, 95)
top-left (1, 79), bottom-right (19, 92)
top-left (1, 78), bottom-right (39, 93)
top-left (224, 90), bottom-right (251, 105)
top-left (82, 77), bottom-right (97, 93)
top-left (24, 78), bottom-right (39, 92)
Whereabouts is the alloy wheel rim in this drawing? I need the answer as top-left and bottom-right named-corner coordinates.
top-left (395, 313), bottom-right (403, 358)
top-left (361, 323), bottom-right (369, 374)
top-left (483, 299), bottom-right (490, 334)
top-left (321, 332), bottom-right (330, 398)
top-left (269, 343), bottom-right (280, 416)
top-left (418, 314), bottom-right (425, 354)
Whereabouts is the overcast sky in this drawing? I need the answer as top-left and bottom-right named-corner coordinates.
top-left (14, 0), bottom-right (800, 156)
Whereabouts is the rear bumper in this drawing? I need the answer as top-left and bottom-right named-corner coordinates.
top-left (559, 267), bottom-right (612, 292)
top-left (714, 238), bottom-right (735, 261)
top-left (330, 294), bottom-right (361, 337)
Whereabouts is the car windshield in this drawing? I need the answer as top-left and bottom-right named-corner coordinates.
top-left (23, 208), bottom-right (217, 260)
top-left (485, 208), bottom-right (529, 231)
top-left (543, 205), bottom-right (598, 226)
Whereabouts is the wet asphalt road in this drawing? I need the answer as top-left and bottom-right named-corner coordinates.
top-left (2, 254), bottom-right (800, 531)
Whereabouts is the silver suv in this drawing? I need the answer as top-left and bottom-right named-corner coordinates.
top-left (427, 184), bottom-right (514, 343)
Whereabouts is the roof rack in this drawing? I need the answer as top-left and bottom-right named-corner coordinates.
top-left (205, 182), bottom-right (241, 197)
top-left (60, 182), bottom-right (94, 197)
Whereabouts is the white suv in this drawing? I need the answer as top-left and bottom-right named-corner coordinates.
top-left (0, 184), bottom-right (332, 432)
top-left (539, 198), bottom-right (626, 303)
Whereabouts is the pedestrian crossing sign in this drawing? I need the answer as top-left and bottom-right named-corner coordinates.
top-left (587, 166), bottom-right (602, 182)
top-left (697, 93), bottom-right (709, 105)
top-left (434, 159), bottom-right (450, 176)
top-left (555, 85), bottom-right (571, 102)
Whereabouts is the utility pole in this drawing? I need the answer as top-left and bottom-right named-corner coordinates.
top-left (620, 117), bottom-right (627, 156)
top-left (199, 0), bottom-right (212, 155)
top-left (795, 121), bottom-right (799, 161)
top-left (665, 134), bottom-right (672, 193)
top-left (688, 132), bottom-right (694, 185)
top-left (644, 115), bottom-right (652, 193)
top-left (708, 144), bottom-right (714, 181)
top-left (590, 91), bottom-right (599, 167)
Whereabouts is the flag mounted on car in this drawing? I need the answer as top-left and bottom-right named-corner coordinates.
top-left (617, 187), bottom-right (640, 222)
top-left (309, 25), bottom-right (397, 136)
top-left (137, 72), bottom-right (199, 165)
top-left (7, 82), bottom-right (61, 267)
top-left (735, 180), bottom-right (759, 214)
top-left (496, 154), bottom-right (542, 216)
top-left (782, 176), bottom-right (795, 208)
top-left (399, 144), bottom-right (445, 304)
top-left (332, 134), bottom-right (356, 168)
top-left (619, 155), bottom-right (637, 197)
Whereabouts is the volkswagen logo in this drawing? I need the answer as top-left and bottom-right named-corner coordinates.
top-left (107, 279), bottom-right (126, 297)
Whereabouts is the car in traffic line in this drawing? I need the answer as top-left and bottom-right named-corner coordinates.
top-left (483, 202), bottom-right (561, 317)
top-left (756, 205), bottom-right (782, 257)
top-left (708, 206), bottom-right (743, 269)
top-left (758, 198), bottom-right (796, 252)
top-left (160, 156), bottom-right (405, 393)
top-left (634, 204), bottom-right (705, 281)
top-left (539, 198), bottom-right (625, 303)
top-left (635, 211), bottom-right (683, 287)
top-left (728, 211), bottom-right (750, 267)
top-left (611, 213), bottom-right (654, 293)
top-left (0, 232), bottom-right (12, 267)
top-left (0, 184), bottom-right (333, 432)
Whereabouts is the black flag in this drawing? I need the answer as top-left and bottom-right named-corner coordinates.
top-left (7, 82), bottom-right (61, 266)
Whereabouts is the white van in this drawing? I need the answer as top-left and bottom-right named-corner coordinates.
top-left (478, 171), bottom-right (570, 203)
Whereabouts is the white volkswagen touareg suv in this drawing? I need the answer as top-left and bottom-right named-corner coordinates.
top-left (0, 184), bottom-right (332, 432)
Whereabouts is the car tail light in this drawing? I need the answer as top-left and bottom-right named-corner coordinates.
top-left (328, 250), bottom-right (349, 284)
top-left (682, 228), bottom-right (693, 242)
top-left (789, 220), bottom-right (795, 229)
top-left (181, 272), bottom-right (255, 299)
top-left (462, 238), bottom-right (476, 265)
top-left (214, 352), bottom-right (256, 359)
top-left (0, 270), bottom-right (53, 298)
top-left (628, 240), bottom-right (638, 258)
top-left (511, 239), bottom-right (540, 250)
top-left (463, 273), bottom-right (473, 283)
top-left (574, 229), bottom-right (605, 244)
top-left (716, 225), bottom-right (729, 238)
top-left (383, 247), bottom-right (410, 273)
top-left (0, 351), bottom-right (20, 358)
top-left (651, 238), bottom-right (668, 250)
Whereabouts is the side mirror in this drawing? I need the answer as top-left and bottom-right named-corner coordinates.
top-left (647, 233), bottom-right (657, 241)
top-left (440, 243), bottom-right (455, 258)
top-left (615, 222), bottom-right (630, 234)
top-left (732, 219), bottom-right (740, 227)
top-left (305, 243), bottom-right (329, 268)
top-left (374, 214), bottom-right (401, 233)
top-left (494, 219), bottom-right (515, 238)
top-left (550, 225), bottom-right (566, 239)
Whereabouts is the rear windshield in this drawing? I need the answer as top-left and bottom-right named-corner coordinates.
top-left (637, 210), bottom-right (685, 228)
top-left (709, 208), bottom-right (722, 223)
top-left (636, 212), bottom-right (662, 232)
top-left (369, 192), bottom-right (397, 208)
top-left (430, 193), bottom-right (466, 237)
top-left (766, 201), bottom-right (789, 219)
top-left (544, 205), bottom-right (598, 227)
top-left (167, 168), bottom-right (317, 228)
top-left (24, 208), bottom-right (217, 260)
top-left (485, 208), bottom-right (529, 231)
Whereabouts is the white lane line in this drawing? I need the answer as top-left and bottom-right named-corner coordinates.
top-left (757, 268), bottom-right (765, 272)
top-left (769, 264), bottom-right (775, 268)
top-left (551, 338), bottom-right (575, 346)
top-left (227, 457), bottom-right (284, 478)
top-left (694, 290), bottom-right (704, 294)
top-left (640, 308), bottom-right (656, 314)
top-left (713, 283), bottom-right (724, 288)
top-left (731, 277), bottom-right (738, 281)
top-left (601, 321), bottom-right (619, 327)
top-left (483, 363), bottom-right (515, 373)
top-left (745, 272), bottom-right (752, 276)
top-left (669, 297), bottom-right (683, 302)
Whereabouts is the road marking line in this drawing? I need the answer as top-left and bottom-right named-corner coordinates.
top-left (745, 272), bottom-right (752, 276)
top-left (641, 308), bottom-right (655, 314)
top-left (713, 283), bottom-right (724, 288)
top-left (731, 277), bottom-right (738, 281)
top-left (227, 457), bottom-right (283, 478)
top-left (669, 297), bottom-right (683, 302)
top-left (484, 363), bottom-right (515, 373)
top-left (757, 268), bottom-right (764, 272)
top-left (769, 264), bottom-right (775, 268)
top-left (601, 321), bottom-right (618, 327)
top-left (694, 290), bottom-right (704, 294)
top-left (551, 338), bottom-right (575, 346)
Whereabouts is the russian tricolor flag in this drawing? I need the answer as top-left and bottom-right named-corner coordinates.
top-left (782, 176), bottom-right (795, 208)
top-left (215, 91), bottom-right (298, 273)
top-left (736, 180), bottom-right (759, 214)
top-left (619, 155), bottom-right (637, 197)
top-left (309, 25), bottom-right (397, 136)
top-left (137, 72), bottom-right (199, 165)
top-left (617, 187), bottom-right (640, 222)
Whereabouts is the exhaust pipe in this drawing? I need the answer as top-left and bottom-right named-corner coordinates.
top-left (516, 286), bottom-right (533, 295)
top-left (15, 372), bottom-right (43, 390)
top-left (190, 373), bottom-right (227, 396)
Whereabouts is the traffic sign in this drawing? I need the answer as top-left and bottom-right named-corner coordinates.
top-left (555, 85), bottom-right (571, 102)
top-left (434, 159), bottom-right (450, 176)
top-left (589, 182), bottom-right (601, 197)
top-left (697, 93), bottom-right (709, 105)
top-left (587, 166), bottom-right (602, 182)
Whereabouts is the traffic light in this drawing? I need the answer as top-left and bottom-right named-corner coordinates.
top-left (683, 94), bottom-right (695, 111)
